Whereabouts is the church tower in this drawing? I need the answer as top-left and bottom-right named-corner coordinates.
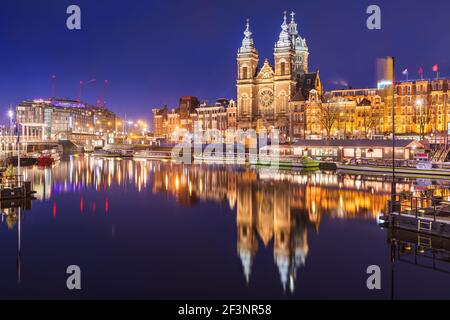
top-left (288, 11), bottom-right (309, 76)
top-left (273, 12), bottom-right (297, 116)
top-left (237, 19), bottom-right (259, 126)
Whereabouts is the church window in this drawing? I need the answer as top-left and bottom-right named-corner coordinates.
top-left (280, 62), bottom-right (286, 75)
top-left (242, 66), bottom-right (248, 79)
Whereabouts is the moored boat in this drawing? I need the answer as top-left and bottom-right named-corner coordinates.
top-left (93, 149), bottom-right (122, 158)
top-left (193, 152), bottom-right (246, 163)
top-left (36, 155), bottom-right (54, 167)
top-left (35, 149), bottom-right (60, 166)
top-left (337, 159), bottom-right (450, 179)
top-left (251, 155), bottom-right (320, 168)
top-left (133, 150), bottom-right (173, 160)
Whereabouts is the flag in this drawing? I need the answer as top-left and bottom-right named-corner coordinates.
top-left (418, 67), bottom-right (424, 78)
top-left (432, 64), bottom-right (439, 72)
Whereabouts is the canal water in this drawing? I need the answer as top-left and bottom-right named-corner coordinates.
top-left (0, 155), bottom-right (449, 299)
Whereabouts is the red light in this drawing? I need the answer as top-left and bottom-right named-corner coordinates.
top-left (53, 202), bottom-right (57, 218)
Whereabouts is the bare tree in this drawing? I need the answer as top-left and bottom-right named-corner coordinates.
top-left (362, 108), bottom-right (375, 138)
top-left (318, 101), bottom-right (339, 139)
top-left (413, 99), bottom-right (432, 140)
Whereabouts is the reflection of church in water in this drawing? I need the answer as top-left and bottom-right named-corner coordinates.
top-left (236, 178), bottom-right (313, 292)
top-left (150, 163), bottom-right (400, 293)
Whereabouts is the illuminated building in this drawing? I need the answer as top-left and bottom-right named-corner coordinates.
top-left (15, 98), bottom-right (120, 143)
top-left (152, 97), bottom-right (236, 140)
top-left (236, 12), bottom-right (322, 136)
top-left (16, 98), bottom-right (95, 142)
top-left (315, 79), bottom-right (450, 139)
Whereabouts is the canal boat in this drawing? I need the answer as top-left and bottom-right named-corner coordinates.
top-left (93, 149), bottom-right (123, 158)
top-left (119, 149), bottom-right (135, 158)
top-left (6, 156), bottom-right (37, 166)
top-left (251, 155), bottom-right (320, 169)
top-left (36, 155), bottom-right (54, 167)
top-left (337, 159), bottom-right (450, 179)
top-left (193, 152), bottom-right (246, 164)
top-left (133, 150), bottom-right (173, 160)
top-left (35, 149), bottom-right (60, 166)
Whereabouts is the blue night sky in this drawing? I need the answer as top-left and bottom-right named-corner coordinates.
top-left (1, 0), bottom-right (449, 125)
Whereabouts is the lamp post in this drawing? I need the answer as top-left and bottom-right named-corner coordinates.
top-left (8, 109), bottom-right (13, 137)
top-left (8, 109), bottom-right (14, 157)
top-left (416, 98), bottom-right (423, 138)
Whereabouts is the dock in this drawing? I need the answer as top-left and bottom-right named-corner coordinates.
top-left (0, 175), bottom-right (35, 201)
top-left (387, 191), bottom-right (450, 238)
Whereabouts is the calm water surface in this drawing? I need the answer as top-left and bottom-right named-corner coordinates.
top-left (0, 155), bottom-right (449, 299)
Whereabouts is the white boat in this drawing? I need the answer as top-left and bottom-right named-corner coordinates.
top-left (133, 150), bottom-right (172, 160)
top-left (93, 149), bottom-right (122, 158)
top-left (337, 160), bottom-right (450, 179)
top-left (193, 152), bottom-right (246, 163)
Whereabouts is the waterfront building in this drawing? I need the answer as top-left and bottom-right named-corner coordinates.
top-left (152, 105), bottom-right (169, 137)
top-left (152, 97), bottom-right (236, 140)
top-left (236, 12), bottom-right (322, 135)
top-left (91, 107), bottom-right (122, 134)
top-left (190, 102), bottom-right (228, 134)
top-left (326, 79), bottom-right (450, 140)
top-left (179, 96), bottom-right (200, 130)
top-left (226, 100), bottom-right (237, 130)
top-left (15, 98), bottom-right (120, 145)
top-left (16, 99), bottom-right (94, 142)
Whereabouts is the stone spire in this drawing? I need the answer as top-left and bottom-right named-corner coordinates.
top-left (275, 11), bottom-right (292, 49)
top-left (239, 18), bottom-right (256, 54)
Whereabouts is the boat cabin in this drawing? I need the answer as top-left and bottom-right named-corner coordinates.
top-left (262, 140), bottom-right (425, 162)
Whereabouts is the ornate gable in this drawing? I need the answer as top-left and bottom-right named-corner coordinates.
top-left (256, 59), bottom-right (274, 80)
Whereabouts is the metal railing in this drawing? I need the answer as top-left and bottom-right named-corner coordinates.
top-left (0, 175), bottom-right (26, 190)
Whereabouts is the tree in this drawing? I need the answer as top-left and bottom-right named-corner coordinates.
top-left (318, 100), bottom-right (339, 139)
top-left (413, 98), bottom-right (432, 140)
top-left (361, 107), bottom-right (376, 138)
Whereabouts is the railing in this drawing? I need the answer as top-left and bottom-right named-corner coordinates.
top-left (0, 175), bottom-right (26, 190)
top-left (347, 158), bottom-right (419, 168)
top-left (393, 192), bottom-right (449, 222)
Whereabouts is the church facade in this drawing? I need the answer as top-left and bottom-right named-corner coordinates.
top-left (236, 11), bottom-right (322, 136)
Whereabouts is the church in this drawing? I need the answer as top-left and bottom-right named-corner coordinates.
top-left (236, 11), bottom-right (323, 136)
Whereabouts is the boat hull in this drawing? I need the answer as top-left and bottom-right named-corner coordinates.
top-left (337, 163), bottom-right (450, 179)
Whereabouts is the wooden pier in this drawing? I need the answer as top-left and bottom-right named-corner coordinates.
top-left (388, 227), bottom-right (450, 275)
top-left (0, 175), bottom-right (35, 201)
top-left (387, 191), bottom-right (450, 238)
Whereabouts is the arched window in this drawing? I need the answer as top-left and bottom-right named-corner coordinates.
top-left (242, 66), bottom-right (248, 79)
top-left (280, 62), bottom-right (286, 76)
top-left (279, 91), bottom-right (287, 112)
top-left (240, 94), bottom-right (250, 115)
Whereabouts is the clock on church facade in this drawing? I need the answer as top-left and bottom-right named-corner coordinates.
top-left (259, 89), bottom-right (274, 107)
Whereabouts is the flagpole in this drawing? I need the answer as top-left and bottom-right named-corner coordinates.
top-left (17, 124), bottom-right (20, 179)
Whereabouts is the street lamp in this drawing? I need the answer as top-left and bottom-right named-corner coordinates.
top-left (8, 109), bottom-right (13, 136)
top-left (416, 98), bottom-right (424, 139)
